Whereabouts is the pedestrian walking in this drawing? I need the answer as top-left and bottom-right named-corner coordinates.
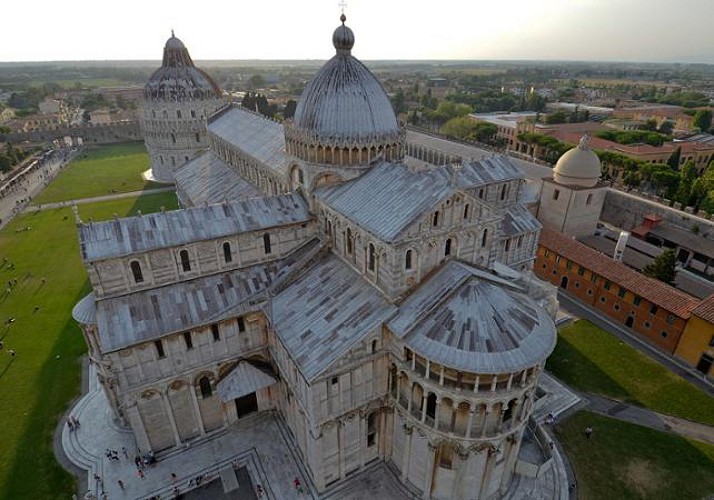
top-left (585, 425), bottom-right (593, 440)
top-left (137, 469), bottom-right (145, 479)
top-left (118, 480), bottom-right (125, 491)
top-left (171, 472), bottom-right (177, 482)
top-left (122, 446), bottom-right (128, 459)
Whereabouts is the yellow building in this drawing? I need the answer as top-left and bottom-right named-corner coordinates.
top-left (675, 294), bottom-right (714, 377)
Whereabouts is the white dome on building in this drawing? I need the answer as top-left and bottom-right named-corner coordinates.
top-left (553, 135), bottom-right (601, 188)
top-left (285, 15), bottom-right (404, 166)
top-left (141, 32), bottom-right (225, 183)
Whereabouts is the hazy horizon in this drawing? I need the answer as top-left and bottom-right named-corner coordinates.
top-left (3, 0), bottom-right (714, 64)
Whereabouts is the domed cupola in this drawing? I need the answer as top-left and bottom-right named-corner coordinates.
top-left (144, 31), bottom-right (222, 101)
top-left (553, 135), bottom-right (601, 187)
top-left (285, 15), bottom-right (405, 167)
top-left (141, 31), bottom-right (225, 183)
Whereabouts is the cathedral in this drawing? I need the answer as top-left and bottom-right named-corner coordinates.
top-left (72, 15), bottom-right (558, 499)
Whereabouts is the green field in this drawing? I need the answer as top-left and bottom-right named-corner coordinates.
top-left (0, 191), bottom-right (178, 499)
top-left (556, 411), bottom-right (714, 500)
top-left (547, 320), bottom-right (714, 426)
top-left (32, 142), bottom-right (167, 205)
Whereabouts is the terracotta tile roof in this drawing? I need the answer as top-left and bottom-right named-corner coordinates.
top-left (692, 294), bottom-right (714, 323)
top-left (538, 227), bottom-right (700, 319)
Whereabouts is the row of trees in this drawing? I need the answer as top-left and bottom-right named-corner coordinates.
top-left (0, 143), bottom-right (28, 173)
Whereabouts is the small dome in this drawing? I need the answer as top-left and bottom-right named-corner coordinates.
top-left (332, 15), bottom-right (355, 54)
top-left (553, 135), bottom-right (601, 187)
top-left (290, 15), bottom-right (402, 156)
top-left (144, 32), bottom-right (222, 101)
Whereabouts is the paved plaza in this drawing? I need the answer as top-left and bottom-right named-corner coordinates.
top-left (59, 364), bottom-right (579, 500)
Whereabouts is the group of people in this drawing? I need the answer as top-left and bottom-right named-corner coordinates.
top-left (66, 415), bottom-right (80, 432)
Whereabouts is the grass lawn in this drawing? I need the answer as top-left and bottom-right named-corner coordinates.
top-left (0, 191), bottom-right (178, 499)
top-left (556, 411), bottom-right (714, 500)
top-left (32, 142), bottom-right (168, 205)
top-left (546, 319), bottom-right (714, 426)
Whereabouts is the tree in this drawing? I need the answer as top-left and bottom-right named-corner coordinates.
top-left (391, 89), bottom-right (406, 114)
top-left (658, 120), bottom-right (674, 135)
top-left (283, 99), bottom-right (297, 119)
top-left (247, 74), bottom-right (265, 90)
top-left (642, 249), bottom-right (677, 284)
top-left (666, 146), bottom-right (681, 171)
top-left (693, 109), bottom-right (713, 132)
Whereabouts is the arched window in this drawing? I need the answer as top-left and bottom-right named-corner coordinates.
top-left (367, 412), bottom-right (378, 447)
top-left (191, 109), bottom-right (196, 118)
top-left (298, 169), bottom-right (304, 185)
top-left (152, 110), bottom-right (156, 118)
top-left (130, 261), bottom-right (144, 283)
top-left (439, 443), bottom-right (455, 469)
top-left (478, 188), bottom-right (484, 199)
top-left (445, 238), bottom-right (453, 256)
top-left (500, 184), bottom-right (507, 200)
top-left (368, 243), bottom-right (376, 271)
top-left (505, 239), bottom-right (511, 252)
top-left (160, 156), bottom-right (164, 165)
top-left (177, 110), bottom-right (182, 119)
top-left (432, 211), bottom-right (440, 227)
top-left (464, 204), bottom-right (470, 219)
top-left (223, 242), bottom-right (232, 263)
top-left (263, 233), bottom-right (272, 254)
top-left (171, 133), bottom-right (176, 144)
top-left (346, 228), bottom-right (353, 254)
top-left (195, 132), bottom-right (200, 143)
top-left (180, 250), bottom-right (191, 272)
top-left (199, 377), bottom-right (212, 398)
top-left (481, 228), bottom-right (488, 247)
top-left (405, 249), bottom-right (413, 270)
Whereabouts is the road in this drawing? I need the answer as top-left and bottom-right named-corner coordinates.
top-left (0, 148), bottom-right (80, 230)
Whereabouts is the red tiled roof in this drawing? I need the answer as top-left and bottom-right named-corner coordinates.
top-left (692, 294), bottom-right (714, 323)
top-left (538, 227), bottom-right (700, 319)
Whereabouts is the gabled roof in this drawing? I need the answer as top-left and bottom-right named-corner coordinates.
top-left (389, 260), bottom-right (555, 374)
top-left (79, 192), bottom-right (310, 261)
top-left (94, 239), bottom-right (320, 353)
top-left (539, 227), bottom-right (699, 319)
top-left (455, 156), bottom-right (525, 188)
top-left (501, 204), bottom-right (542, 238)
top-left (270, 253), bottom-right (396, 381)
top-left (316, 161), bottom-right (454, 242)
top-left (692, 294), bottom-right (714, 323)
top-left (208, 105), bottom-right (288, 178)
top-left (216, 361), bottom-right (277, 402)
top-left (174, 151), bottom-right (262, 207)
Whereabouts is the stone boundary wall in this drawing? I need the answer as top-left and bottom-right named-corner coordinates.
top-left (601, 188), bottom-right (714, 237)
top-left (0, 121), bottom-right (141, 145)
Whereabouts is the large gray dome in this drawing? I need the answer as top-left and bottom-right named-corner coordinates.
top-left (144, 32), bottom-right (221, 102)
top-left (291, 16), bottom-right (401, 150)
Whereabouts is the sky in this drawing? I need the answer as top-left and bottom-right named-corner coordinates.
top-left (2, 0), bottom-right (714, 63)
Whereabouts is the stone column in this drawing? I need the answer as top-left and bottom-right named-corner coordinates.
top-left (434, 398), bottom-right (442, 430)
top-left (466, 410), bottom-right (475, 438)
top-left (338, 419), bottom-right (346, 479)
top-left (422, 442), bottom-right (436, 499)
top-left (478, 448), bottom-right (497, 500)
top-left (161, 393), bottom-right (181, 447)
top-left (189, 387), bottom-right (206, 435)
top-left (401, 424), bottom-right (413, 480)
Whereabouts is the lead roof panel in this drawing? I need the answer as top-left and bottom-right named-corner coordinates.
top-left (270, 253), bottom-right (396, 381)
top-left (79, 192), bottom-right (310, 261)
top-left (208, 106), bottom-right (288, 177)
top-left (174, 152), bottom-right (262, 207)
